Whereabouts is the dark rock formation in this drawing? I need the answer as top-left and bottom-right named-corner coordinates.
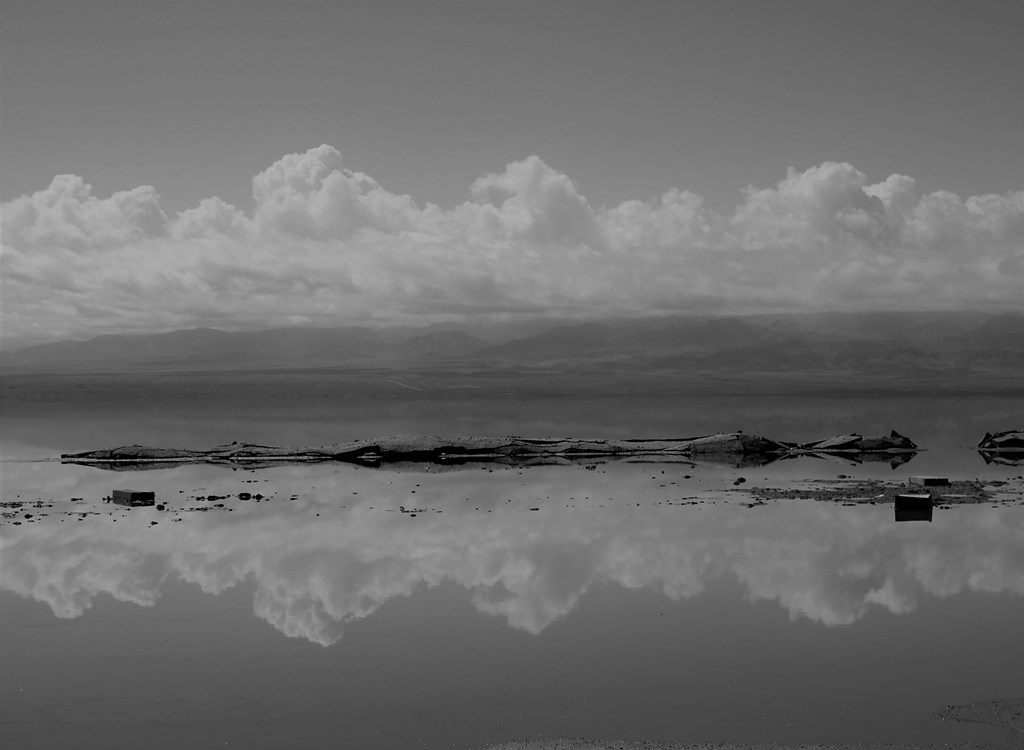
top-left (62, 432), bottom-right (790, 469)
top-left (978, 429), bottom-right (1024, 465)
top-left (978, 429), bottom-right (1024, 451)
top-left (800, 430), bottom-right (916, 453)
top-left (61, 430), bottom-right (918, 471)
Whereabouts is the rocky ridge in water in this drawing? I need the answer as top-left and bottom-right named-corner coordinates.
top-left (59, 431), bottom-right (921, 470)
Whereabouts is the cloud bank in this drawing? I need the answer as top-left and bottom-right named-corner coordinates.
top-left (2, 146), bottom-right (1022, 346)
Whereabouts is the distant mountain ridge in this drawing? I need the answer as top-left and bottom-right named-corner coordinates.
top-left (0, 325), bottom-right (493, 371)
top-left (1, 312), bottom-right (1021, 379)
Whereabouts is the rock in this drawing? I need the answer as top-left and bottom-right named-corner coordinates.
top-left (802, 429), bottom-right (916, 453)
top-left (978, 429), bottom-right (1024, 452)
top-left (61, 430), bottom-right (918, 472)
top-left (805, 433), bottom-right (862, 450)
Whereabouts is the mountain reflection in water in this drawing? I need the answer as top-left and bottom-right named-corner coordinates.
top-left (2, 464), bottom-right (1022, 647)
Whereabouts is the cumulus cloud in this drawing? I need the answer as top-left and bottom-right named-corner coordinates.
top-left (2, 174), bottom-right (168, 251)
top-left (2, 146), bottom-right (1021, 346)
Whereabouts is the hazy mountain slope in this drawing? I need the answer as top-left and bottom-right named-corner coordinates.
top-left (0, 327), bottom-right (398, 371)
top-left (959, 313), bottom-right (1024, 348)
top-left (479, 322), bottom-right (613, 360)
top-left (402, 331), bottom-right (489, 358)
top-left (760, 310), bottom-right (994, 340)
top-left (478, 317), bottom-right (776, 362)
top-left (0, 312), bottom-right (1020, 379)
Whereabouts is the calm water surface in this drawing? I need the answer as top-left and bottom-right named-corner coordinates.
top-left (2, 395), bottom-right (1023, 748)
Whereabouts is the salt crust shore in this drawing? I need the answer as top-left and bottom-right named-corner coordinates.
top-left (479, 698), bottom-right (1024, 750)
top-left (936, 698), bottom-right (1024, 737)
top-left (483, 741), bottom-right (1019, 745)
top-left (482, 743), bottom-right (1015, 750)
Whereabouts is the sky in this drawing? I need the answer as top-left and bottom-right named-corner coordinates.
top-left (1, 0), bottom-right (1022, 348)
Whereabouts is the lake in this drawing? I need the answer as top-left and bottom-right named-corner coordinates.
top-left (2, 394), bottom-right (1023, 748)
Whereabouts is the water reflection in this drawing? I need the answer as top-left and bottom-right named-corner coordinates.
top-left (3, 462), bottom-right (1023, 647)
top-left (979, 450), bottom-right (1024, 467)
top-left (894, 507), bottom-right (934, 523)
top-left (800, 450), bottom-right (917, 469)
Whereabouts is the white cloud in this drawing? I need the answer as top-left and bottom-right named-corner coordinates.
top-left (2, 146), bottom-right (1022, 346)
top-left (173, 197), bottom-right (251, 240)
top-left (251, 144), bottom-right (420, 240)
top-left (465, 154), bottom-right (602, 247)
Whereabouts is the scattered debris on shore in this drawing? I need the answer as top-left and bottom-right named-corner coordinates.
top-left (4, 469), bottom-right (1022, 529)
top-left (935, 696), bottom-right (1024, 737)
top-left (746, 478), bottom-right (1005, 507)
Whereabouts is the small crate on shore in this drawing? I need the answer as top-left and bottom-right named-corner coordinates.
top-left (111, 489), bottom-right (156, 507)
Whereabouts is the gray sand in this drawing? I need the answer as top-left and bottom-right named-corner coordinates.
top-left (482, 741), bottom-right (1015, 750)
top-left (935, 698), bottom-right (1024, 737)
top-left (478, 698), bottom-right (1024, 749)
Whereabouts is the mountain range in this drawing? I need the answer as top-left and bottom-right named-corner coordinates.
top-left (2, 312), bottom-right (1021, 383)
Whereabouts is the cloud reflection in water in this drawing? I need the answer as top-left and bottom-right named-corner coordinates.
top-left (2, 464), bottom-right (1023, 646)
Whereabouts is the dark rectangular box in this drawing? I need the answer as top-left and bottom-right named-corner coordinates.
top-left (909, 476), bottom-right (949, 487)
top-left (111, 489), bottom-right (156, 507)
top-left (895, 492), bottom-right (932, 522)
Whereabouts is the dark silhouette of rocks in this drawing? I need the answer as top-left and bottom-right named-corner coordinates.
top-left (800, 429), bottom-right (916, 452)
top-left (793, 430), bottom-right (919, 468)
top-left (978, 429), bottom-right (1024, 452)
top-left (61, 430), bottom-right (919, 471)
top-left (978, 429), bottom-right (1024, 466)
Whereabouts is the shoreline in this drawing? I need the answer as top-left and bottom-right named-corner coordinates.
top-left (478, 697), bottom-right (1024, 750)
